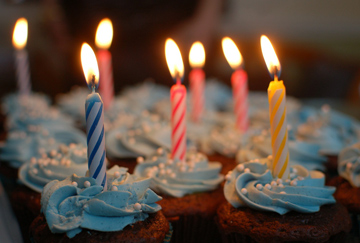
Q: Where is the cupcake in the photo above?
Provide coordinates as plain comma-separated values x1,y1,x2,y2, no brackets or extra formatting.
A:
11,143,89,242
29,166,171,242
328,143,360,238
134,148,224,243
216,159,351,243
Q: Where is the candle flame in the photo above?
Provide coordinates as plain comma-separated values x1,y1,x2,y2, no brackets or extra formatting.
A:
95,18,113,49
222,37,243,70
13,18,28,50
260,35,281,79
81,43,100,90
165,38,184,80
189,41,205,69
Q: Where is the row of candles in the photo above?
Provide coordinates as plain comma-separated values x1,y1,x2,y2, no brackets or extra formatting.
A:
12,17,289,190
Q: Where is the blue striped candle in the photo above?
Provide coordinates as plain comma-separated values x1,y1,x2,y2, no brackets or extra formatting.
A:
81,43,107,190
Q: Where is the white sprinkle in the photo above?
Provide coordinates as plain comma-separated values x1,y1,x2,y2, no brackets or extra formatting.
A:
128,138,136,145
50,150,57,157
256,184,263,190
267,155,273,160
265,184,272,190
42,153,48,159
157,148,163,155
134,203,142,210
188,168,193,172
280,191,286,194
285,179,290,183
71,182,78,187
170,173,176,178
166,159,173,165
346,163,352,170
290,180,297,186
159,169,166,175
84,181,91,188
38,148,45,154
278,183,284,188
297,176,304,181
158,163,165,169
244,168,250,173
166,169,172,174
161,179,167,183
114,171,121,179
292,168,298,174
180,166,186,172
290,173,296,179
128,130,135,136
270,181,277,187
137,157,144,164
276,179,283,184
111,186,118,191
225,173,232,181
30,157,37,164
152,156,158,161
236,164,244,172
32,168,38,174
48,138,55,144
116,133,122,139
241,188,248,195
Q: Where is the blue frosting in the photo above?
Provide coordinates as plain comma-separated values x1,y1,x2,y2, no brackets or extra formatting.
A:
224,160,335,215
236,130,327,171
19,143,88,192
1,92,50,115
41,166,162,238
134,149,224,197
0,126,86,168
338,143,360,187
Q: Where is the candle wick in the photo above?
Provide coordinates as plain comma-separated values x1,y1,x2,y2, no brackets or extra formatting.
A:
91,74,96,93
273,66,279,82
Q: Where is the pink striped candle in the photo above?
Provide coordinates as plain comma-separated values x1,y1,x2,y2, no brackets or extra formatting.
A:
222,37,249,132
165,39,186,161
13,18,31,95
189,42,205,123
95,18,114,110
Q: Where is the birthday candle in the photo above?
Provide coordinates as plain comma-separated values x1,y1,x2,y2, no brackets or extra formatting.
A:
165,39,186,161
189,42,205,123
261,35,289,179
12,18,31,95
95,18,114,110
81,43,107,189
222,37,249,132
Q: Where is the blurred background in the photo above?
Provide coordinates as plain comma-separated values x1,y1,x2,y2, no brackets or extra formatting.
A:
1,0,360,105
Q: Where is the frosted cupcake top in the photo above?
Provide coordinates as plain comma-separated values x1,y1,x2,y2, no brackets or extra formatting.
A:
338,143,360,187
134,148,224,197
19,143,88,192
224,159,335,215
0,126,86,168
1,92,50,115
41,166,162,238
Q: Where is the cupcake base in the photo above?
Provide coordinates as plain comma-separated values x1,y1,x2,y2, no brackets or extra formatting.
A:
216,202,351,243
158,186,225,243
107,157,137,174
206,153,237,175
30,211,170,243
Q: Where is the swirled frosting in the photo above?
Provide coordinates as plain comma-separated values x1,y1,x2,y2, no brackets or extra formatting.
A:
0,126,86,168
19,143,88,192
224,159,335,215
1,92,50,115
236,131,327,171
338,143,360,187
41,166,162,238
134,148,224,197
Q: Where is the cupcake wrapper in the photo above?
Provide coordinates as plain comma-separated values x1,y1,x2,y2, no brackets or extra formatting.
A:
163,223,173,243
169,215,221,243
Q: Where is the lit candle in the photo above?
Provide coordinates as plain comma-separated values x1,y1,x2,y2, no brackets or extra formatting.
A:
222,37,249,132
95,18,114,110
81,43,107,189
165,39,186,161
261,35,289,179
12,18,31,95
189,42,205,123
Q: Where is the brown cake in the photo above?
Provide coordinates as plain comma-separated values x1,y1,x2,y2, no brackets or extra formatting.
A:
158,186,225,243
30,212,170,243
207,153,237,175
328,176,360,214
216,202,351,243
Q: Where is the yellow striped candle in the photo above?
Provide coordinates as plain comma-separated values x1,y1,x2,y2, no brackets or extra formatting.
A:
261,35,289,179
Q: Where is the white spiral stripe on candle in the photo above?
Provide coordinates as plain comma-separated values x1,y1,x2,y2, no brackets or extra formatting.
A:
269,88,289,178
15,50,31,95
85,101,107,189
171,88,186,161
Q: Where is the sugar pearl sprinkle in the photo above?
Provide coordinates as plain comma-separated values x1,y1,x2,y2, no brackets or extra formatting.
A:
244,168,250,173
290,180,297,186
225,172,232,181
240,188,248,195
270,181,277,187
134,203,142,211
265,184,271,190
236,164,244,172
114,171,121,179
71,182,78,187
111,186,118,191
280,191,286,194
137,157,144,164
84,181,91,188
256,184,263,190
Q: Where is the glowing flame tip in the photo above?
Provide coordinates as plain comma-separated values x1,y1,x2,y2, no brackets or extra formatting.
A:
260,35,281,79
95,18,113,49
165,38,184,81
189,41,205,69
81,43,99,90
222,37,242,70
13,18,28,50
